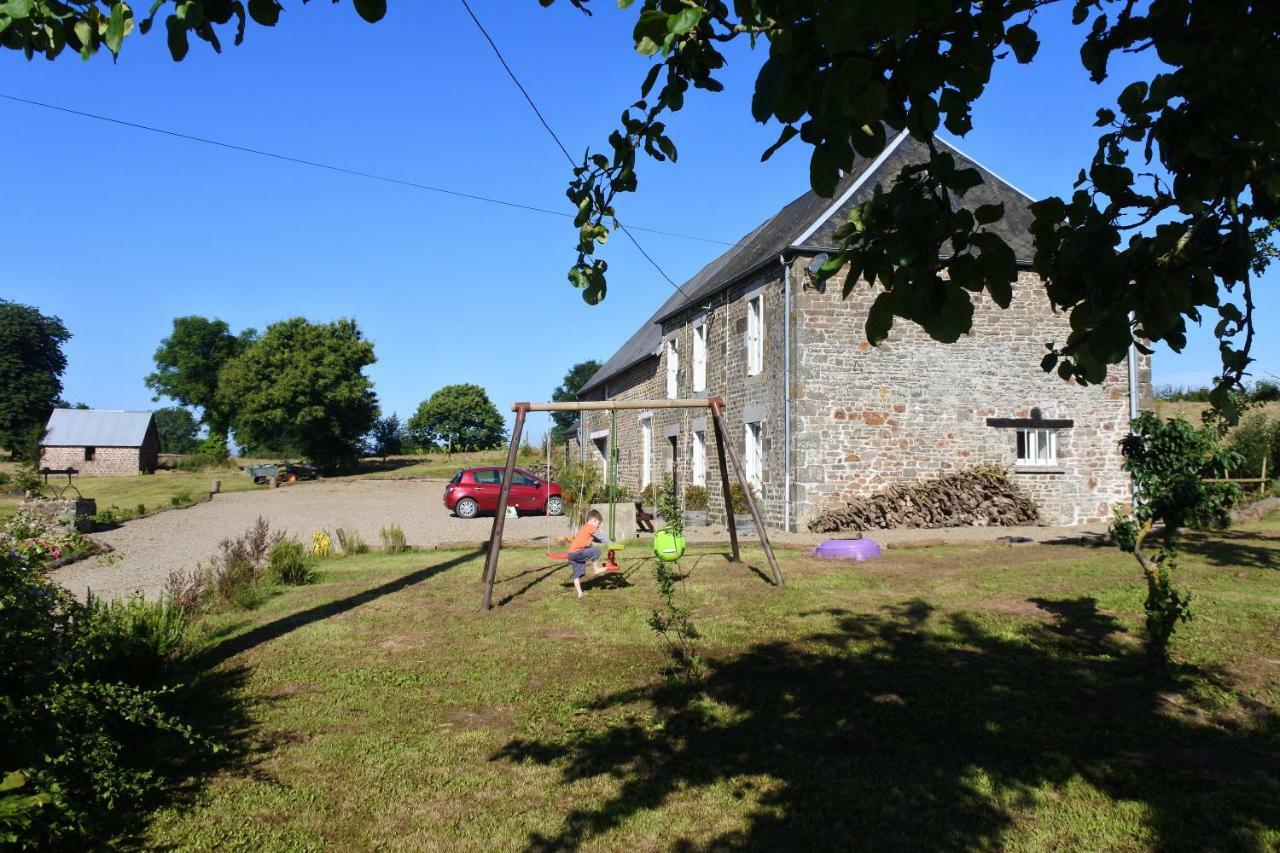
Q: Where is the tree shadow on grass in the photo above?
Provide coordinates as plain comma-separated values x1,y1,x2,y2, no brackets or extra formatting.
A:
495,598,1280,851
1177,528,1278,570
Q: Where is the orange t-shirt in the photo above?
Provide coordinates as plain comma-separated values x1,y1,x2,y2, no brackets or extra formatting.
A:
569,523,599,552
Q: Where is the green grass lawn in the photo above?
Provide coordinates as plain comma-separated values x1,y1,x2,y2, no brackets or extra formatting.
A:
0,468,260,519
144,518,1280,850
349,448,550,481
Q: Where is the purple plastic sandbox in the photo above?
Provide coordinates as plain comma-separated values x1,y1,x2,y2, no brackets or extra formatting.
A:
813,537,882,561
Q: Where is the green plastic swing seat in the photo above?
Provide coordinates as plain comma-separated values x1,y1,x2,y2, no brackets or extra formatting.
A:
653,528,686,563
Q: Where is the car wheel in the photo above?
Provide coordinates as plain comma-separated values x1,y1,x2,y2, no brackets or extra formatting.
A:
546,496,564,516
455,498,479,519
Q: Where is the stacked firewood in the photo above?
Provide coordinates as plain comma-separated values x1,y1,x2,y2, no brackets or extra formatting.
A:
808,466,1040,532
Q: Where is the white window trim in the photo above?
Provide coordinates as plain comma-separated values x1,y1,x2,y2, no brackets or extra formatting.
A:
666,339,679,399
692,319,708,393
639,413,653,488
1016,428,1058,467
746,291,764,377
743,420,763,494
692,428,707,487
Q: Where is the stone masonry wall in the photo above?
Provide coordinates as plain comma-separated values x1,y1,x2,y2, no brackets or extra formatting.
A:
40,445,144,477
791,266,1139,527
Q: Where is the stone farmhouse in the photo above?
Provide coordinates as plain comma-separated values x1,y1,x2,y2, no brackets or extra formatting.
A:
40,409,159,477
576,132,1152,531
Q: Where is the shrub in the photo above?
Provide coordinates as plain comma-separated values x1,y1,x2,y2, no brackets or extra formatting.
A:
81,593,193,685
14,467,42,495
135,503,147,518
176,453,219,473
334,527,369,556
267,540,316,586
684,485,709,511
729,484,756,515
640,483,661,506
3,510,98,565
379,523,408,554
602,483,633,502
0,472,10,488
0,544,203,847
201,517,283,609
1226,413,1279,479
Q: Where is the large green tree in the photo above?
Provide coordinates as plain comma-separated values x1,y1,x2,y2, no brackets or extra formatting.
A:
145,316,254,442
550,359,602,442
406,384,505,455
5,0,1276,416
152,405,201,454
217,317,378,472
0,301,71,461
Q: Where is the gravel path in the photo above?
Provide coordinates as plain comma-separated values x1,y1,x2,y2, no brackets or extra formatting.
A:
51,479,571,601
50,478,1111,601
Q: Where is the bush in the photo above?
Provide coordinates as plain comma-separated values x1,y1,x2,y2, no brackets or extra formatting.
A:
334,527,369,556
135,503,147,518
729,484,756,515
13,467,42,495
1226,413,1280,479
81,593,193,685
176,453,220,472
602,483,633,502
267,540,316,586
199,517,282,610
0,472,10,488
3,509,98,565
0,544,203,847
684,485,709,511
640,483,661,506
379,523,408,554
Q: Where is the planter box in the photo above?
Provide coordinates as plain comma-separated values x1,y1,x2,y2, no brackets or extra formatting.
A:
683,510,709,527
589,502,636,539
731,514,757,533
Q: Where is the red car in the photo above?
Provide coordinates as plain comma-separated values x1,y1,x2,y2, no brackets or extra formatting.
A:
444,467,565,519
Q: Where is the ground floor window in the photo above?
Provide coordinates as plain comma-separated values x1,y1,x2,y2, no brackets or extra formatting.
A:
692,429,707,487
640,415,652,488
744,421,763,493
1016,428,1057,467
84,446,96,461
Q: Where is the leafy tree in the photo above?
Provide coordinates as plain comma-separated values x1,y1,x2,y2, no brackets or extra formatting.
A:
406,384,505,456
9,2,1277,415
366,413,403,461
145,317,254,446
550,359,601,442
52,398,89,410
1111,413,1241,663
0,301,70,462
217,318,378,472
152,406,201,454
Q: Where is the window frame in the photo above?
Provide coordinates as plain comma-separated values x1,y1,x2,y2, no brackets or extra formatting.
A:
666,339,679,398
692,319,708,392
1016,428,1058,467
745,292,764,376
743,420,763,493
691,428,707,487
639,414,653,488
84,446,96,462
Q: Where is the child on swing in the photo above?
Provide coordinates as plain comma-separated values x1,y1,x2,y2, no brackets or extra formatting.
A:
567,509,611,598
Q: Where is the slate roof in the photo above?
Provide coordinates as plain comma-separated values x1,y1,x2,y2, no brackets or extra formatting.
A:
578,133,1036,396
42,409,155,447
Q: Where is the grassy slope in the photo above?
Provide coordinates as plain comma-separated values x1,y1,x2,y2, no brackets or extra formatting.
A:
1155,398,1280,426
146,518,1280,850
349,449,552,481
0,468,259,519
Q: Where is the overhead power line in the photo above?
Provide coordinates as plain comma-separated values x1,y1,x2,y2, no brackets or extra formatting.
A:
0,92,736,249
458,0,696,300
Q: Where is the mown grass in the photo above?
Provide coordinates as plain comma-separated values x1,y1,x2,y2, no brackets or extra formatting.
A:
349,448,550,481
143,518,1280,850
0,468,259,519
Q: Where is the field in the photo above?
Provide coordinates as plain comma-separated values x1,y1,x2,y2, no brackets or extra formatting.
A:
141,516,1280,849
0,465,260,520
350,448,556,481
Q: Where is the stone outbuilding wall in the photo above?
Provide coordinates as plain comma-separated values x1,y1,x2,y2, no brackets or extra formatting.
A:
40,429,159,477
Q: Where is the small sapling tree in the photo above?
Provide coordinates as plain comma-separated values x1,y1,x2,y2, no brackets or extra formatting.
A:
649,476,701,684
1111,412,1241,663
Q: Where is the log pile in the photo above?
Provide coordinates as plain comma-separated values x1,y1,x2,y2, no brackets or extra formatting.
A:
808,466,1040,533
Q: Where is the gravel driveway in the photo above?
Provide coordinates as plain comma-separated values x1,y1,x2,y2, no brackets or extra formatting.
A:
51,479,573,601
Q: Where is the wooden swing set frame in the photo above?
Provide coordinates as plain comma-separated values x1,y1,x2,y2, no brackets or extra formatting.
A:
481,396,783,609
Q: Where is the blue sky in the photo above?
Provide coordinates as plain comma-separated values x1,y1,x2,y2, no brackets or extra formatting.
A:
3,1,1275,441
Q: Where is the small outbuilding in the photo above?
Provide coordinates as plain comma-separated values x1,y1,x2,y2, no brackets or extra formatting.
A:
40,409,159,477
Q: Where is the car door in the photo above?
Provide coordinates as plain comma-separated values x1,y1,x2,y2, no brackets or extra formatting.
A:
510,470,539,510
471,469,501,510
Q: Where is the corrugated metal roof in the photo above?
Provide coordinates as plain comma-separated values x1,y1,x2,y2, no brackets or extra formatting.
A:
42,409,155,447
578,135,1036,396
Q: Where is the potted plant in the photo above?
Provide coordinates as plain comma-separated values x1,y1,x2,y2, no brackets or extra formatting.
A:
729,483,758,533
653,478,686,563
683,485,709,527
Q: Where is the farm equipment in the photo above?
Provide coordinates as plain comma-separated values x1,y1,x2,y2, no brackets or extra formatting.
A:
245,462,318,485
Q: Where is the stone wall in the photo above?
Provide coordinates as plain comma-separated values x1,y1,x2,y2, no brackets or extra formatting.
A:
790,266,1140,526
18,497,98,533
40,445,145,477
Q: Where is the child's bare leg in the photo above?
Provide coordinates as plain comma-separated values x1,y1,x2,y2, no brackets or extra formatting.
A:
573,576,584,598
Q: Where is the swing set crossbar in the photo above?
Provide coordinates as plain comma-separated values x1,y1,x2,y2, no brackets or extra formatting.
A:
481,396,784,609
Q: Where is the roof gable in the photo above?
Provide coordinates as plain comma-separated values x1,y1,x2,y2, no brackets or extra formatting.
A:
42,409,155,447
579,134,1036,396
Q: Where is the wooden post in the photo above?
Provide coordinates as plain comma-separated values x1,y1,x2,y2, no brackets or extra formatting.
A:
710,398,740,563
709,397,784,587
482,404,527,609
